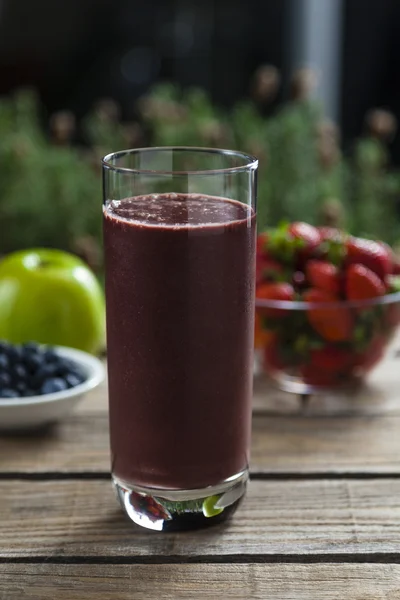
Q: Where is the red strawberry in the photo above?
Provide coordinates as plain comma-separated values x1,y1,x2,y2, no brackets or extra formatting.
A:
254,311,276,349
288,222,322,258
346,236,392,281
346,264,386,301
306,260,341,295
378,241,394,260
256,256,285,284
302,343,355,386
308,345,353,372
263,336,285,372
256,232,269,258
392,259,400,275
266,222,322,265
303,288,354,342
354,336,386,372
256,282,294,318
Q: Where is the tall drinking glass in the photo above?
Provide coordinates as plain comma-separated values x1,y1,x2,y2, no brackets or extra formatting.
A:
102,147,258,531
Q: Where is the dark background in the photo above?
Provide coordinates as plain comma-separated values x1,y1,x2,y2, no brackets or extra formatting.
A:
342,0,400,157
1,0,400,156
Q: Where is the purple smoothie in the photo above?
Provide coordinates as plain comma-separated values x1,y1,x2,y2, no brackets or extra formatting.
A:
103,193,256,490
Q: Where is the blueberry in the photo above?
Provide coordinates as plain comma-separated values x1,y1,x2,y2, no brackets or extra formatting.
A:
0,353,9,371
6,345,23,363
64,373,84,388
71,369,85,384
21,388,35,397
23,352,44,373
22,342,40,353
0,341,10,353
15,381,29,394
30,363,57,389
0,372,11,388
12,364,28,383
56,356,75,375
56,358,82,378
43,347,58,363
40,377,68,395
0,388,20,398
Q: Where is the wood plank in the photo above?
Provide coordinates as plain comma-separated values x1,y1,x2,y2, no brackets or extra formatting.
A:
1,564,400,600
1,412,400,475
1,479,400,558
0,414,109,473
251,413,400,474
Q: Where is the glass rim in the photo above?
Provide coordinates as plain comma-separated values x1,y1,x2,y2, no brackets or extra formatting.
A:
255,290,400,310
102,146,259,176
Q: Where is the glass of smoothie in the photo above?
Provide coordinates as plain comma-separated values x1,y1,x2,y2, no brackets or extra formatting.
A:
102,147,258,531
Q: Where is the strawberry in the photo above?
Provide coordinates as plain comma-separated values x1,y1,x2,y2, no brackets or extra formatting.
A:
254,311,275,349
303,288,354,342
306,260,341,295
302,344,355,386
308,345,354,372
263,336,285,372
256,282,294,318
354,336,386,372
345,236,392,281
346,264,386,301
392,259,400,275
266,222,322,265
256,256,285,284
378,241,394,260
288,222,322,259
256,232,269,258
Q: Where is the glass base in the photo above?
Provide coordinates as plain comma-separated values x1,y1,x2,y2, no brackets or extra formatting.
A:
113,469,248,531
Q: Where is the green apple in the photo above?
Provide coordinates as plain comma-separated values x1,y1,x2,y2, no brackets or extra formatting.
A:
0,249,105,353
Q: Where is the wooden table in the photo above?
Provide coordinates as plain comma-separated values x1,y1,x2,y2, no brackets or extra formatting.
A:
1,341,400,599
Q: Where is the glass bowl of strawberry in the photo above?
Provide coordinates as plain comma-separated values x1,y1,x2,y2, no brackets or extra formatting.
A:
255,222,400,394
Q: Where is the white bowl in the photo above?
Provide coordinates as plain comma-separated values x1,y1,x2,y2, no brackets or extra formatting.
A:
0,346,105,431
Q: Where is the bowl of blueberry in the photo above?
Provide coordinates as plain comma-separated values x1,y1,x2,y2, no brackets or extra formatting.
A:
0,341,104,430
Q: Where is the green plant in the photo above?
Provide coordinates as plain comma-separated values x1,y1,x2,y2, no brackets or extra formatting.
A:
0,90,100,259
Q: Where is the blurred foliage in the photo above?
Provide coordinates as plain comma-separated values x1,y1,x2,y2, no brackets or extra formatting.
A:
1,68,400,269
0,90,100,266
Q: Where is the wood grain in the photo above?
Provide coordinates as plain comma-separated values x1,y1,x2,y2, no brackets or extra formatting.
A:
1,346,400,598
1,564,400,600
1,479,400,559
1,412,400,475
